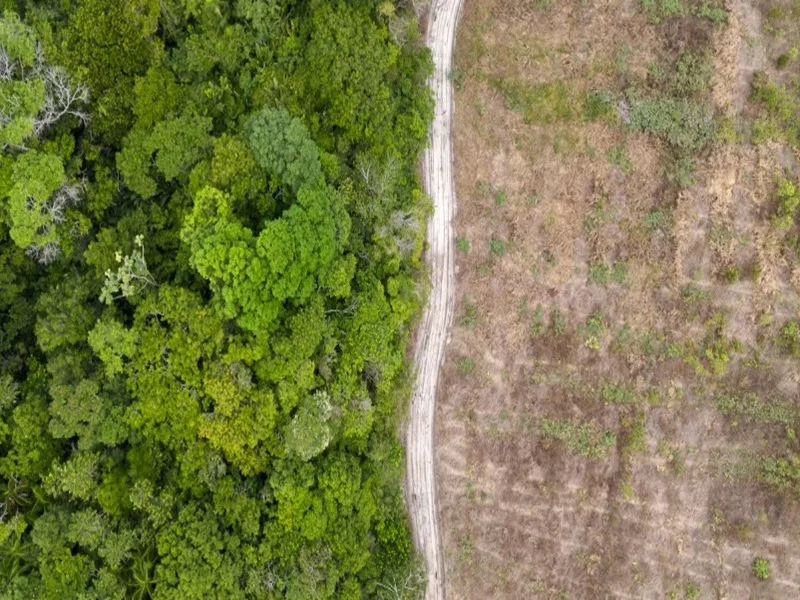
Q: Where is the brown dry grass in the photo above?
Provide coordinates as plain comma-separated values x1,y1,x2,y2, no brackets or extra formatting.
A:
437,0,800,597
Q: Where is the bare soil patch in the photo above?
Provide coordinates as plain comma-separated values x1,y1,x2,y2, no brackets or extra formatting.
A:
438,0,800,597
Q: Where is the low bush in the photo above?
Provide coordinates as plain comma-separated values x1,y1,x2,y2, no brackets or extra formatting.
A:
490,238,507,256
672,51,713,98
752,557,772,580
628,95,715,152
715,392,800,426
778,320,800,356
772,178,799,231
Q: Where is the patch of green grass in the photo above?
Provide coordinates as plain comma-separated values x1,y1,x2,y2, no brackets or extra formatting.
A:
457,236,470,253
622,412,648,454
583,199,612,232
644,209,671,231
680,283,710,303
457,357,476,375
583,89,615,122
657,440,686,476
457,534,474,566
640,0,684,23
489,76,574,124
607,145,633,174
615,45,632,74
495,189,507,206
550,308,567,336
583,310,607,350
684,581,701,599
588,260,629,286
599,381,637,405
540,417,617,458
694,1,728,23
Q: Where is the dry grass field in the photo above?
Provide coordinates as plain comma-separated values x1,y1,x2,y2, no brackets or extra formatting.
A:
437,0,800,597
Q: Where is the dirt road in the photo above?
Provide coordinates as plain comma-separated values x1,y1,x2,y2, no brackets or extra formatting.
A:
406,1,464,599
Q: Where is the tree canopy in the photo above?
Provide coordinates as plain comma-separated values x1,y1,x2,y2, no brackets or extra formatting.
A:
0,2,432,598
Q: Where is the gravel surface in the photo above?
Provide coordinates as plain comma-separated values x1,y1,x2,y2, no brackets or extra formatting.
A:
406,1,464,599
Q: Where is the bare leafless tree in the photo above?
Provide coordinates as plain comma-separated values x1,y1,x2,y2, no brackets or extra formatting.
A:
25,241,61,265
1,41,89,149
0,47,12,81
32,65,90,137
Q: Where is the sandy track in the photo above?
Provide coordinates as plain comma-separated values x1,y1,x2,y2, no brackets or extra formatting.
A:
406,1,464,599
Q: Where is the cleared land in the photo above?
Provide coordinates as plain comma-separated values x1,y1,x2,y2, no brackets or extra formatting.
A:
438,0,800,597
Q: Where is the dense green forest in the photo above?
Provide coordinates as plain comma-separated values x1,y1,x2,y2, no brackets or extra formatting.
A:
0,1,433,597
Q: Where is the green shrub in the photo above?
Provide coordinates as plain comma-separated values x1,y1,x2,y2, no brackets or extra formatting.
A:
530,304,545,338
583,199,611,232
752,557,772,580
777,47,798,69
457,236,470,253
722,266,740,283
457,357,475,375
584,310,607,350
628,95,715,152
751,73,800,146
490,238,507,256
772,178,799,231
550,308,567,335
684,581,701,599
460,296,478,328
672,51,712,98
715,392,800,426
760,454,800,496
778,320,800,356
495,189,507,206
681,283,711,303
668,155,697,188
624,412,647,453
588,262,611,285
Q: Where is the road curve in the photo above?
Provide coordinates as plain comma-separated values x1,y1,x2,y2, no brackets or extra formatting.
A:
406,1,464,599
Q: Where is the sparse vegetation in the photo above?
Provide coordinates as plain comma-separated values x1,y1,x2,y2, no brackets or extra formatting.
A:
441,0,800,596
490,238,507,256
489,77,574,124
540,417,617,458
